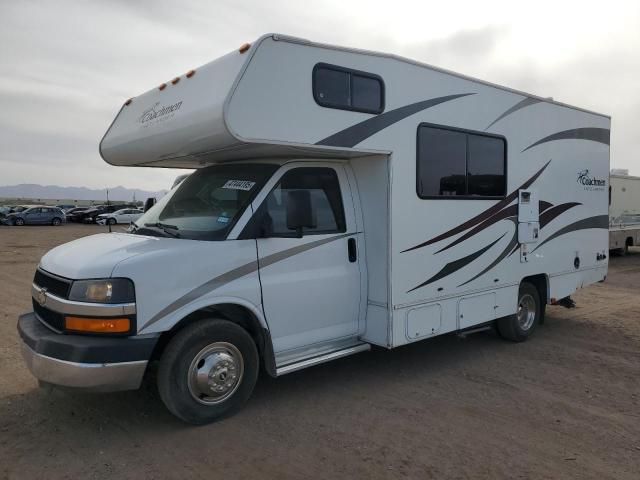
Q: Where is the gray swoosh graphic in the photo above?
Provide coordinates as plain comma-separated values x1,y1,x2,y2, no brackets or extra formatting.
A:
316,93,475,148
522,128,610,152
531,215,609,253
486,97,542,130
140,233,351,331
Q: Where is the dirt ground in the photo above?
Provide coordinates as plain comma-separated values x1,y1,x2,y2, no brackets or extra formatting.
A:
0,224,638,479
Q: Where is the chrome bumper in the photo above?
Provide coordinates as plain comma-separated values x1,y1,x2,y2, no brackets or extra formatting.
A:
18,312,158,392
21,343,147,392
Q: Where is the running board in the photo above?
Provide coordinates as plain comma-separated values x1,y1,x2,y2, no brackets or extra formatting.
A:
276,344,371,376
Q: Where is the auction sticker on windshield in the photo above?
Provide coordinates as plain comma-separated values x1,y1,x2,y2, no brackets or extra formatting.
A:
222,180,256,191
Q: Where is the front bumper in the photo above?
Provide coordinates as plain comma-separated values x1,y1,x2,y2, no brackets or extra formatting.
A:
18,312,159,392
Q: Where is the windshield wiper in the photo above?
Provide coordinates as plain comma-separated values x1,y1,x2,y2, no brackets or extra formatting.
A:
145,222,181,238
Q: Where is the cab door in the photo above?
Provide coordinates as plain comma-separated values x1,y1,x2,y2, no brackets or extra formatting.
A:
250,165,362,354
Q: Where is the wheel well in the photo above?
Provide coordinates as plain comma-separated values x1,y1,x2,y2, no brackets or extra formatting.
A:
149,304,276,377
626,237,633,247
521,274,548,323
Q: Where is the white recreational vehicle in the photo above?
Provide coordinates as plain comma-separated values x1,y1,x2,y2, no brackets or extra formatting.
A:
609,172,640,254
19,34,610,424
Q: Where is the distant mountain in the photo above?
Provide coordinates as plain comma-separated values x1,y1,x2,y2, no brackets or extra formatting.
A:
0,184,167,202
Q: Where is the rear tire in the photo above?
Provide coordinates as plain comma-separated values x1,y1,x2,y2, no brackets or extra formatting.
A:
157,319,259,424
52,217,61,226
497,282,541,342
14,218,24,226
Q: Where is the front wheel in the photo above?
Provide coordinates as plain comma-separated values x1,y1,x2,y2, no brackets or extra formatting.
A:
52,217,61,226
14,218,24,226
157,319,259,424
107,218,116,225
497,282,542,342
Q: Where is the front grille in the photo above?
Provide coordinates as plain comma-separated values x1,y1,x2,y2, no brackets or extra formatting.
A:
33,299,65,331
34,269,71,299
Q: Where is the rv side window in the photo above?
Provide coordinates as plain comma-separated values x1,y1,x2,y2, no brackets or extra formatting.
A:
417,124,506,199
313,63,384,114
260,167,346,237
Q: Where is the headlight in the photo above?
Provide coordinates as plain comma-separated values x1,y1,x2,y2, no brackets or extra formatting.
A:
68,278,135,304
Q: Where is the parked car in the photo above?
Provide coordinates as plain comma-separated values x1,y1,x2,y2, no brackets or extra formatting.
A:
96,208,143,225
66,205,106,223
3,206,65,226
65,207,89,221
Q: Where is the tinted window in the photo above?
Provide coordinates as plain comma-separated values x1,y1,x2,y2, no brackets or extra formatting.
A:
314,68,350,107
352,74,382,112
417,124,506,199
313,64,384,114
417,127,467,197
467,134,506,196
262,168,346,237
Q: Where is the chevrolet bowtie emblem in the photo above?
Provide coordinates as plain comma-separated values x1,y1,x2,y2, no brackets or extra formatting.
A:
37,287,47,306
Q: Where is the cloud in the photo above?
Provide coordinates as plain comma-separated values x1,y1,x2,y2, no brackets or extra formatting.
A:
0,0,638,190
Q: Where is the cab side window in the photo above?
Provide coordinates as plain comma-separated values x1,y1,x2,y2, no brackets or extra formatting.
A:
260,167,346,237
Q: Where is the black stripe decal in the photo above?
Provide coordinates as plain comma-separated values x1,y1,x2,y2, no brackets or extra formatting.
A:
402,160,551,253
436,206,517,253
486,97,542,130
316,93,475,148
407,233,506,293
531,215,609,253
539,202,581,229
141,234,351,331
458,221,519,287
522,128,610,152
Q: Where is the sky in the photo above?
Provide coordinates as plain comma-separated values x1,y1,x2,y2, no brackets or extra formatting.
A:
1,0,639,191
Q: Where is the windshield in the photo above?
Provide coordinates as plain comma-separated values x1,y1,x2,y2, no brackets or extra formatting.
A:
133,163,278,241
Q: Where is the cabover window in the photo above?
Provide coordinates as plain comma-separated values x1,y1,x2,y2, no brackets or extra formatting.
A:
313,63,384,114
417,124,506,199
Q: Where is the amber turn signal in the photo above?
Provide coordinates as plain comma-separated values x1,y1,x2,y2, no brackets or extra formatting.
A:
65,316,131,334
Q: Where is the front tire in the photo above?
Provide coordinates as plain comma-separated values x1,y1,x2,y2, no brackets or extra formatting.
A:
497,282,541,342
157,319,259,424
52,217,61,226
14,218,24,226
107,218,116,225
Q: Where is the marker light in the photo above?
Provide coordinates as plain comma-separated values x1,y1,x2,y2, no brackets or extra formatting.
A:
124,98,133,106
65,316,131,334
186,69,196,78
171,77,180,85
239,43,250,53
159,83,167,91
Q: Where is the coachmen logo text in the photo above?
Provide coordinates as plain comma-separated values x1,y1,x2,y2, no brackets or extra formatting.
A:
138,101,183,126
577,169,606,191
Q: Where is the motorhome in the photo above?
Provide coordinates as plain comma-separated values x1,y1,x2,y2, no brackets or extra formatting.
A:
609,171,640,254
19,34,610,424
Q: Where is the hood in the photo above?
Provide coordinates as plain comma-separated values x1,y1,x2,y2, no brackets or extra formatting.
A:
40,233,180,279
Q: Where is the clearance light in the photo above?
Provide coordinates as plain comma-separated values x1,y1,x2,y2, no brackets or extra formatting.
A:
239,43,250,53
124,98,133,106
159,83,167,91
65,316,131,334
186,69,196,78
171,77,180,85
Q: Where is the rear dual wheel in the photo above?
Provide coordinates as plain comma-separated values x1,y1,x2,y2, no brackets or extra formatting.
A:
497,282,542,342
157,319,259,424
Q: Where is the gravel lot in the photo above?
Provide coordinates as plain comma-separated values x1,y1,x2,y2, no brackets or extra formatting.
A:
1,224,639,479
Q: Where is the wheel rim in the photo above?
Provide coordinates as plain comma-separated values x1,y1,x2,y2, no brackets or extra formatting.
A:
16,219,24,225
187,342,244,405
53,219,60,225
517,293,536,331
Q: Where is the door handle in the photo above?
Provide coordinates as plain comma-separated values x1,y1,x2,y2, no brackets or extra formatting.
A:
348,238,357,263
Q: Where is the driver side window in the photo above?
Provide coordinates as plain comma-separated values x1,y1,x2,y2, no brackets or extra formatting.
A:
259,167,346,237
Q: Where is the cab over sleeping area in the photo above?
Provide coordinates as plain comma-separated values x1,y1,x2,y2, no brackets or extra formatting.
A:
18,34,610,424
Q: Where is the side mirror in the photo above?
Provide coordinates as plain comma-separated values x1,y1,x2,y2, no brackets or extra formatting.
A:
144,197,156,212
286,190,316,237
